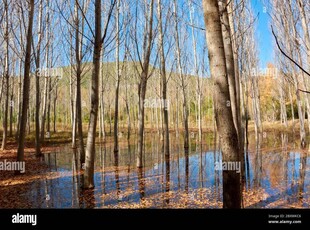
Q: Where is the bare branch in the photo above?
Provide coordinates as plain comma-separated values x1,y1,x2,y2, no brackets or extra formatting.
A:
271,25,310,77
75,0,95,39
101,0,117,44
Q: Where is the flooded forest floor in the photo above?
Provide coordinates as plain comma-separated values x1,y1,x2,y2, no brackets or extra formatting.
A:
1,121,310,208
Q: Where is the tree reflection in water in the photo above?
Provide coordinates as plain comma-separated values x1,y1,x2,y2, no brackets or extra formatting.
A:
22,132,309,208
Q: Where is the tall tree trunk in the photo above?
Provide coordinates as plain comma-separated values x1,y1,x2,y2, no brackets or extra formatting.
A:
278,74,287,127
219,0,238,138
0,71,4,104
188,0,202,144
239,67,246,182
74,1,85,166
109,103,112,134
1,0,9,150
84,0,102,188
228,1,242,146
100,78,105,139
251,76,262,137
176,86,179,137
9,77,14,137
15,60,22,141
17,0,35,162
27,107,31,134
70,31,76,148
53,84,57,133
41,5,50,143
173,0,189,151
289,85,295,123
294,75,306,147
76,74,85,164
47,77,51,134
137,75,147,168
35,0,43,156
136,0,154,168
157,0,170,170
125,96,131,140
114,0,120,154
244,78,249,150
202,0,241,208
230,1,246,186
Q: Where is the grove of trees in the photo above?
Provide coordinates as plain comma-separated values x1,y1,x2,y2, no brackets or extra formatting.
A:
0,0,309,208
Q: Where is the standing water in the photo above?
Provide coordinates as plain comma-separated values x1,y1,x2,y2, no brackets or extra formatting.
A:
26,132,310,208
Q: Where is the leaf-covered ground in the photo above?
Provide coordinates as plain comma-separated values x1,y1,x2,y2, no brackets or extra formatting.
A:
0,143,56,208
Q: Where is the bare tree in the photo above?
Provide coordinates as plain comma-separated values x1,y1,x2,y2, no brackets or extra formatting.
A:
113,0,120,155
297,0,310,72
74,0,88,166
34,0,43,156
40,1,51,143
219,0,239,139
157,0,170,167
202,0,241,208
84,0,116,188
173,0,189,151
135,0,155,168
16,0,35,162
1,0,9,150
84,0,102,189
271,0,307,147
188,0,202,144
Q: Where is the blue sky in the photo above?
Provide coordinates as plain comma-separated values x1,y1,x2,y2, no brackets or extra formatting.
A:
252,0,273,68
53,0,274,71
